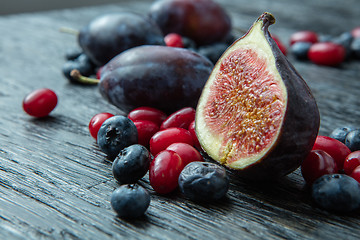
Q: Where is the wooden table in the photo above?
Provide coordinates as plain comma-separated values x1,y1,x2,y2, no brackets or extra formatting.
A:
1,0,360,239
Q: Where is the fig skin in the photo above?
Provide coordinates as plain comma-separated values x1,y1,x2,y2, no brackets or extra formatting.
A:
99,45,214,114
148,0,232,46
78,12,165,67
195,13,320,181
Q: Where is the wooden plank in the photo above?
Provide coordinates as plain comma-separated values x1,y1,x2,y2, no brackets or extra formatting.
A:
0,0,360,239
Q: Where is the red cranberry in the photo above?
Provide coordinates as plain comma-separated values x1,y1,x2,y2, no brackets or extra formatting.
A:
160,107,196,130
22,88,58,118
312,135,351,170
344,151,360,175
150,128,194,156
272,34,287,55
133,120,159,147
96,66,104,79
166,142,203,166
351,26,360,38
127,107,167,127
350,165,360,183
301,150,338,185
149,150,185,194
88,112,114,140
289,30,318,45
164,33,184,48
188,120,201,149
308,42,346,66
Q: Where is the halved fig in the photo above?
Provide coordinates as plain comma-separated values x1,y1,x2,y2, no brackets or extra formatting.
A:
195,12,320,181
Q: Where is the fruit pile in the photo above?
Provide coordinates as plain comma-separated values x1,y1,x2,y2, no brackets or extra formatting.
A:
21,88,360,216
289,27,360,66
91,106,230,218
60,0,291,116
24,0,237,219
302,129,360,212
61,0,234,88
22,0,360,219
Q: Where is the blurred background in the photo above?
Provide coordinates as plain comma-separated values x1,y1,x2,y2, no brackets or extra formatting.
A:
0,0,121,15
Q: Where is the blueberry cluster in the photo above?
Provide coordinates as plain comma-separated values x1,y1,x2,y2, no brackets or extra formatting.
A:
62,49,97,84
330,126,360,152
96,116,151,218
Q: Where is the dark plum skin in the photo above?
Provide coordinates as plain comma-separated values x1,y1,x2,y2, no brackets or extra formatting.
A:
148,0,231,46
78,12,165,67
99,45,214,114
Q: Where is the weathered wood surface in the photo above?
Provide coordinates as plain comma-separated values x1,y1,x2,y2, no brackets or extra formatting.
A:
1,0,360,239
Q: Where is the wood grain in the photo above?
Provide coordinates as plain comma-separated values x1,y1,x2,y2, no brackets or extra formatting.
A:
1,0,360,239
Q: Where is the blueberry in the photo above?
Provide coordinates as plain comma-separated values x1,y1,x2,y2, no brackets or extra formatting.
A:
111,184,150,218
197,42,229,64
318,34,333,43
291,42,312,60
311,174,360,212
332,32,353,59
62,53,95,83
345,129,360,151
178,162,229,202
65,48,83,61
182,36,197,50
329,126,354,143
351,37,360,59
97,116,138,159
112,144,150,184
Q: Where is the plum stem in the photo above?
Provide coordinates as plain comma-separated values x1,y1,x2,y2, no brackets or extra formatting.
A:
70,70,100,84
59,27,80,36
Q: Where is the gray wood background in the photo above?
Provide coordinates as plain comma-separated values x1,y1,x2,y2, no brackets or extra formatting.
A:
0,0,360,239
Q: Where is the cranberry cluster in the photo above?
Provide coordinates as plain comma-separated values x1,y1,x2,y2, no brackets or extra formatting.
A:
89,106,229,218
289,26,360,66
301,132,360,212
127,106,203,194
302,132,360,185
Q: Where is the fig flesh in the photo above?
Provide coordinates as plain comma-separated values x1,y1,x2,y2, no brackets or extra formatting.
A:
99,45,214,114
195,12,320,180
78,12,165,67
